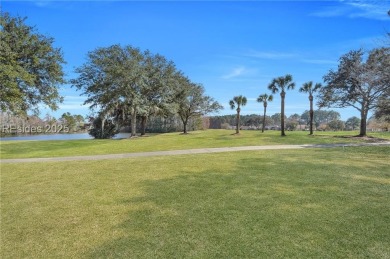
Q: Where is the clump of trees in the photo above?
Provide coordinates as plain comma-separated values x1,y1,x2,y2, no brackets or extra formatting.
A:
319,48,390,136
0,111,86,136
226,46,389,137
0,13,66,116
207,110,345,132
345,116,360,130
175,80,222,134
88,116,118,139
71,44,222,138
374,97,390,123
60,113,85,132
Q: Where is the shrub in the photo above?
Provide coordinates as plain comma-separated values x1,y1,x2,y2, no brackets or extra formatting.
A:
89,117,118,139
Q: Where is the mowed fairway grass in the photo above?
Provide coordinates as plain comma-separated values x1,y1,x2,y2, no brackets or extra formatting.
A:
1,142,390,257
1,129,390,159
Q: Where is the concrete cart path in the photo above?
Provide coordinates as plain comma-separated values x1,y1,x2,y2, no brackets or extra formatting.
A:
1,142,390,163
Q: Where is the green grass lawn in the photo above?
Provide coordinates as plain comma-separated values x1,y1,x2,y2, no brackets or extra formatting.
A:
1,129,389,159
1,146,389,258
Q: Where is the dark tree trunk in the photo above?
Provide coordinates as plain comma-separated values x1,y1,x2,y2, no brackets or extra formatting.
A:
140,116,147,136
236,108,241,134
130,110,137,137
359,107,368,136
262,104,267,133
179,113,189,134
183,118,188,134
281,92,286,136
101,118,105,139
309,95,314,135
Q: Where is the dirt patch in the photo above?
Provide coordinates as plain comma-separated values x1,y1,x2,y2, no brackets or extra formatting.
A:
335,135,389,143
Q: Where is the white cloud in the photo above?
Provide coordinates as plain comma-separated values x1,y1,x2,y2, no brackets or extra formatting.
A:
221,67,246,79
244,50,296,60
347,0,390,20
311,0,390,21
310,3,351,18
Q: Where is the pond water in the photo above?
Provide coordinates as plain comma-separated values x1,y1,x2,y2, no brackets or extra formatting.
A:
0,133,132,141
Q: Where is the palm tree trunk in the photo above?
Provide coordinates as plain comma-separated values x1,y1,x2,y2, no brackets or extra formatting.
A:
262,104,266,133
281,92,286,136
236,108,240,134
309,95,314,135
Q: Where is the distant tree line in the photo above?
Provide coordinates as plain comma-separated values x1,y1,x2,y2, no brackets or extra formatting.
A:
0,112,86,136
207,111,388,132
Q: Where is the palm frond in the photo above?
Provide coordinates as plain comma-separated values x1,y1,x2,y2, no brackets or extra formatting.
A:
229,100,235,109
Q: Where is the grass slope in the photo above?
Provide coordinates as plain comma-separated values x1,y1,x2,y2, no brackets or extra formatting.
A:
1,146,389,258
1,129,389,159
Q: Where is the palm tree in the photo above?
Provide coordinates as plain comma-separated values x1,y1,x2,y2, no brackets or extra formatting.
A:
257,93,273,133
268,74,295,136
299,81,321,135
229,95,247,134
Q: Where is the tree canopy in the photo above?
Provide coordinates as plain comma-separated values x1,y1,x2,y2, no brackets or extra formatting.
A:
175,78,223,134
318,48,390,136
345,116,360,130
72,44,221,137
374,97,390,123
0,13,66,115
71,44,180,137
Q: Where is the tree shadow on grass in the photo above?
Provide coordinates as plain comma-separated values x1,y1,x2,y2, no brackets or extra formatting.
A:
88,152,390,258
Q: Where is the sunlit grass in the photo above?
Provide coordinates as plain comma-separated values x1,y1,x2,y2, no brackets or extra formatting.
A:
1,146,389,258
1,129,389,159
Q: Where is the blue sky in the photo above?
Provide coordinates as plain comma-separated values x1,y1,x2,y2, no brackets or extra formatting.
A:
3,0,390,120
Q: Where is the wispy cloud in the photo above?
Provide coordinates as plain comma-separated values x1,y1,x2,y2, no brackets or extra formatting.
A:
311,0,390,21
347,0,390,20
221,66,247,79
12,0,55,7
8,0,80,9
34,1,51,7
244,50,297,60
310,5,348,18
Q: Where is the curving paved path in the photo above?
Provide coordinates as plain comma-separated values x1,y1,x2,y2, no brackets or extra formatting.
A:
1,142,390,164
